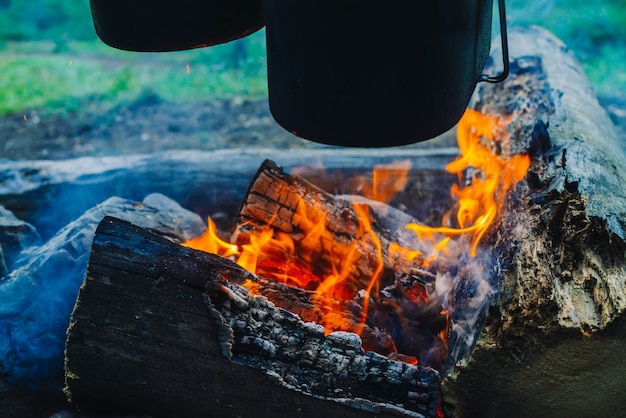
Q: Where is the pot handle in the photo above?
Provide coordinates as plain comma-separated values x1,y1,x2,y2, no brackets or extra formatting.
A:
479,0,509,83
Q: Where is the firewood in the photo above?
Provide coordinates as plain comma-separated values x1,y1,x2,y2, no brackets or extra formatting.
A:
232,159,428,295
245,275,443,364
64,216,442,418
440,26,626,418
229,160,452,368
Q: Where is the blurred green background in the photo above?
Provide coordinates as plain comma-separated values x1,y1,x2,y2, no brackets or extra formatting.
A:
0,0,624,116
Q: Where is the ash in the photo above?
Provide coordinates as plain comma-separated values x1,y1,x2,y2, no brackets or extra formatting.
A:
204,282,442,418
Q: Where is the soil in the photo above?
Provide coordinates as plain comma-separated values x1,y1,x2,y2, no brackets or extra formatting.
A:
3,93,624,161
1,94,319,160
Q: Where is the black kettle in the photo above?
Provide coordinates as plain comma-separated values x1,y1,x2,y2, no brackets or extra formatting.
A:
89,0,264,52
263,0,509,147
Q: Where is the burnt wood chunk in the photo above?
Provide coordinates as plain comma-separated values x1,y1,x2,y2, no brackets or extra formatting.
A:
441,26,626,418
230,160,450,366
65,216,441,418
233,159,423,294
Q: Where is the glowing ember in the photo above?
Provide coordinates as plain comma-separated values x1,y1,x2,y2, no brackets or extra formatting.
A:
183,108,530,372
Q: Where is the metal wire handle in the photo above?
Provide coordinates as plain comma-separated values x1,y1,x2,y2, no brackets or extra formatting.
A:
479,0,509,83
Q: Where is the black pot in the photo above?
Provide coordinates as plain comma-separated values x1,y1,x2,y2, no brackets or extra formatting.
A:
264,0,504,147
90,0,264,52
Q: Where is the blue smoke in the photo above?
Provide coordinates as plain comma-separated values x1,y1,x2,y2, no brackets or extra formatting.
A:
0,235,89,392
0,195,204,392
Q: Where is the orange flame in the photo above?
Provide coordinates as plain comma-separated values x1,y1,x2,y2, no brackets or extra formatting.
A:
350,202,384,333
406,108,530,257
182,217,238,257
353,160,412,203
183,108,530,369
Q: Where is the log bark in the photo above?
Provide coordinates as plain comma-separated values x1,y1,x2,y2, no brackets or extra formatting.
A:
440,26,626,418
65,216,442,418
0,148,456,241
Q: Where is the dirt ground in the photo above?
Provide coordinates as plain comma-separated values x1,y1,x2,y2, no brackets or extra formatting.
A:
0,94,318,160
1,93,625,161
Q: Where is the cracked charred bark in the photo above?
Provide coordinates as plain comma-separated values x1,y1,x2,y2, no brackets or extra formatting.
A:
64,217,441,418
441,26,626,418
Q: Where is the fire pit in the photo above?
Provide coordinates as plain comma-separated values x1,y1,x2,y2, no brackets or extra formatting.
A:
1,26,625,418
62,108,530,413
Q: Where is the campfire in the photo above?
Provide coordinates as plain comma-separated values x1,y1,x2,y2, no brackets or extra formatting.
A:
181,108,530,377
63,103,533,418
2,26,626,418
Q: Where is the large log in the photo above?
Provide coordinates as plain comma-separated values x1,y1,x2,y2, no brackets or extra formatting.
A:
0,148,456,240
65,216,442,418
440,27,626,417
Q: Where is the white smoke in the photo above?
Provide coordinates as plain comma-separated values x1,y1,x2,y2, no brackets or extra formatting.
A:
445,257,497,373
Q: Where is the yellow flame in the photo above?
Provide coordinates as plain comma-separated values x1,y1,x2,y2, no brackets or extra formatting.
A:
406,108,530,257
182,217,238,257
183,108,531,338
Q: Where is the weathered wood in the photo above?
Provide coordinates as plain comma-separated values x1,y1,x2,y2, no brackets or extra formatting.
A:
232,159,431,295
0,194,206,394
0,148,457,240
65,216,442,418
440,26,626,418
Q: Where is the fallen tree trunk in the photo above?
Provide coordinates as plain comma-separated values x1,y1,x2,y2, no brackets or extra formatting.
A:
440,26,626,418
65,216,441,418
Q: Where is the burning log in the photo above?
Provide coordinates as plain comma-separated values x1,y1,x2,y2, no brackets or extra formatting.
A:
65,216,442,417
440,27,626,417
233,159,423,294
200,158,455,368
60,26,626,418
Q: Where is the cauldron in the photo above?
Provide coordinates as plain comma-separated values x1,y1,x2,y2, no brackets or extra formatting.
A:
264,0,508,147
89,0,264,52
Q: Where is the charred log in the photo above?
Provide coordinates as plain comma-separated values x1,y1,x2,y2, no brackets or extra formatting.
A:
64,216,441,418
231,160,451,367
441,26,626,418
233,159,431,295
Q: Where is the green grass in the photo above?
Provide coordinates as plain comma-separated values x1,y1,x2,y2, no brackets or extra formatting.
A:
0,32,268,115
506,0,626,97
1,1,625,116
